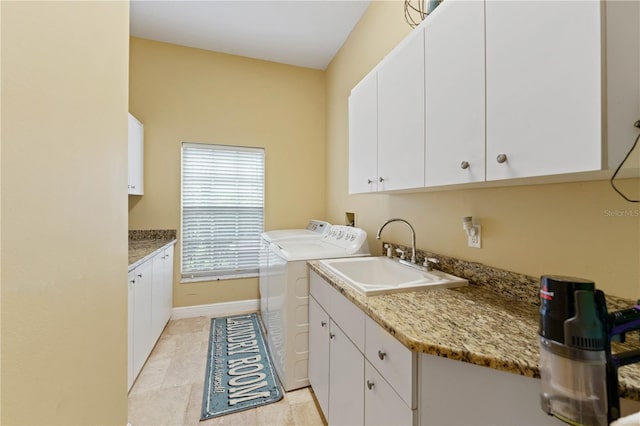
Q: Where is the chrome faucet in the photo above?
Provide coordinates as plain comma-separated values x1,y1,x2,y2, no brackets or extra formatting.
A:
376,218,416,264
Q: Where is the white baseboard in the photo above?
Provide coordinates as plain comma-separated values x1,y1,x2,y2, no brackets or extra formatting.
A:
171,299,260,320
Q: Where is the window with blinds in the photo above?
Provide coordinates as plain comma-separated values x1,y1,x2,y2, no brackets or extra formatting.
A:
181,143,265,281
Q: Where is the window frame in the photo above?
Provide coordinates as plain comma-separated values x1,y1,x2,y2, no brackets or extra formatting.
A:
180,142,265,283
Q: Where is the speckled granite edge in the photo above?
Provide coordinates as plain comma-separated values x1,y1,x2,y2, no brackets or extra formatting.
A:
308,261,541,376
129,229,177,241
307,257,640,401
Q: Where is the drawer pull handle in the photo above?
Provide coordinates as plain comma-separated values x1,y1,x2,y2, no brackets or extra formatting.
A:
329,332,335,339
320,321,326,327
496,153,508,164
367,380,374,390
460,161,470,170
378,350,386,360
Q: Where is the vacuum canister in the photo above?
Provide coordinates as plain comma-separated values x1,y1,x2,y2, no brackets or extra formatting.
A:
539,275,609,426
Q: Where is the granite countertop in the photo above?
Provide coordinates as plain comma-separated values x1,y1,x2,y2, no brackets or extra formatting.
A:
128,230,177,270
308,260,640,401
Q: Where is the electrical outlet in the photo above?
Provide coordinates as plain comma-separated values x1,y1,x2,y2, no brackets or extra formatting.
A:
468,224,481,248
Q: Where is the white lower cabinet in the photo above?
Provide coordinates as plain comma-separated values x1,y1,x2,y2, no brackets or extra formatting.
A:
151,245,174,340
418,354,560,426
127,270,135,389
365,360,414,426
309,271,416,425
311,270,640,425
309,280,365,425
329,319,365,425
310,270,563,426
364,315,416,408
132,259,153,381
308,297,330,416
128,243,175,391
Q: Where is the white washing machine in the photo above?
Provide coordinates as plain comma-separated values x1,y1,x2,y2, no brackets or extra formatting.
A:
259,220,331,335
265,225,369,391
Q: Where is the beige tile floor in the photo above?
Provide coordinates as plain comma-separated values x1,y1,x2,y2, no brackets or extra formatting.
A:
128,315,326,426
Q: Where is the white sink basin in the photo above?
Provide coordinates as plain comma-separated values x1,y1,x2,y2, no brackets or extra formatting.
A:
318,256,468,296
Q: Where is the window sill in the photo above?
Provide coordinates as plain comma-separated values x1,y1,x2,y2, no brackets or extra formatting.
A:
180,272,258,284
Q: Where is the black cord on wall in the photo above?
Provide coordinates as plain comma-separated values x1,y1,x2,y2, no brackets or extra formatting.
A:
610,120,640,203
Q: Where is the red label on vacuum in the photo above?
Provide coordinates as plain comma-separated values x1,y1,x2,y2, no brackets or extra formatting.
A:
540,284,554,301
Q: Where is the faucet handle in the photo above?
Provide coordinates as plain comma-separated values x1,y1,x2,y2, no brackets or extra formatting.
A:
423,257,439,270
395,248,407,260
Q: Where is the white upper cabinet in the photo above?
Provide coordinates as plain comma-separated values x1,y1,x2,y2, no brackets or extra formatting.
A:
349,71,378,194
349,27,426,194
377,28,426,191
485,0,640,181
128,113,144,195
424,0,485,187
348,0,639,192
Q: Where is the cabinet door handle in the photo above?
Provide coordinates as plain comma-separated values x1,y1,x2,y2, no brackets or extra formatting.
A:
129,279,135,285
131,185,136,189
460,161,470,170
329,332,335,339
137,273,142,278
367,179,373,184
379,177,385,183
320,321,326,327
378,350,386,360
496,154,508,164
366,380,375,390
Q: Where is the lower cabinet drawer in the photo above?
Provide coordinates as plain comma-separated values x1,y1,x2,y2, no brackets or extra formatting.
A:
310,270,331,309
329,283,365,352
365,360,415,426
310,270,365,352
365,315,416,408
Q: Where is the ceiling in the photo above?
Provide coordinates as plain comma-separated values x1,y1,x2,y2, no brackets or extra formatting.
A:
130,0,372,70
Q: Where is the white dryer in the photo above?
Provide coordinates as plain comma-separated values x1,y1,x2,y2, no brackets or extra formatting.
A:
266,225,369,391
259,220,331,334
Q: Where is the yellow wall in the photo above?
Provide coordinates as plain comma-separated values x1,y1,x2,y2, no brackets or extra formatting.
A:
1,1,129,425
326,1,640,299
128,37,326,307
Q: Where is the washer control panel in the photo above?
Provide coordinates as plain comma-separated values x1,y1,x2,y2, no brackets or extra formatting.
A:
321,225,368,252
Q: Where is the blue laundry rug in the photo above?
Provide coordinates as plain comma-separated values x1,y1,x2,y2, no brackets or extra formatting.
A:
201,312,283,420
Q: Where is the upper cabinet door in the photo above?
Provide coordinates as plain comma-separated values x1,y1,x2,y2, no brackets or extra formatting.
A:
485,0,603,181
425,0,485,187
349,71,378,194
128,113,144,195
377,28,426,191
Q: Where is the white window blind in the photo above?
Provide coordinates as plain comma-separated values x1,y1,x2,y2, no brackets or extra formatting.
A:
181,143,265,280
